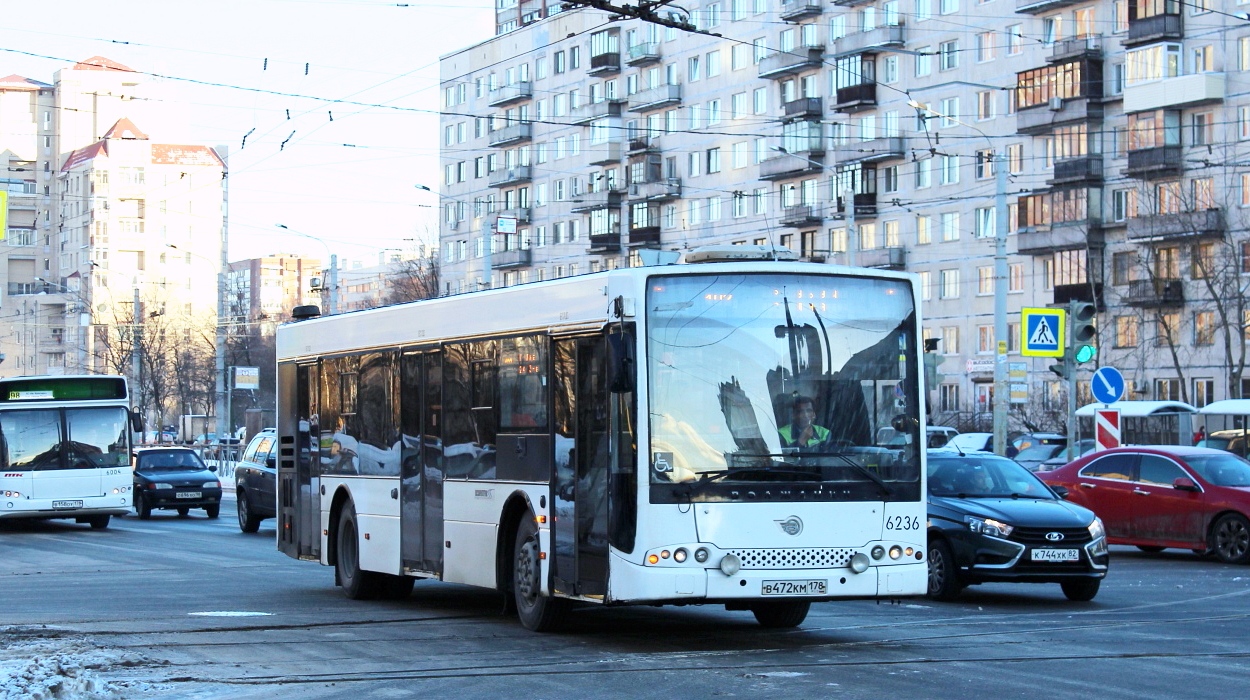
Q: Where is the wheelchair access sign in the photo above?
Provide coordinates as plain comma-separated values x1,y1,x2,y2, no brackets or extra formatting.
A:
1021,307,1066,358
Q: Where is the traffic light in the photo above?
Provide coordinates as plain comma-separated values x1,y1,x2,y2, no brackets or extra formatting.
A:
1070,301,1097,365
1049,358,1070,379
923,338,945,390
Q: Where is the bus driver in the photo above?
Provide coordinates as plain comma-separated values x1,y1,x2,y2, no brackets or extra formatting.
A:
778,396,831,449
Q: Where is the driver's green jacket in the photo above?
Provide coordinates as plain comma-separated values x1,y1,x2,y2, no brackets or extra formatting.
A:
778,424,831,448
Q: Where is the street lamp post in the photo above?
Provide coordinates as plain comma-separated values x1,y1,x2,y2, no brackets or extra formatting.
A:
275,224,338,315
909,101,1010,456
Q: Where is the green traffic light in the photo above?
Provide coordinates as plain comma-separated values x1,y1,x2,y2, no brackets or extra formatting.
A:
1074,344,1096,364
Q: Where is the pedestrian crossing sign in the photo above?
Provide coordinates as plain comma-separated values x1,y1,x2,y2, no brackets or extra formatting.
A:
1021,307,1066,358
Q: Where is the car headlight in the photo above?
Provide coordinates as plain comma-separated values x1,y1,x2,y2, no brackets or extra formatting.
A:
203,481,220,489
153,482,174,490
965,516,1014,538
1088,517,1105,541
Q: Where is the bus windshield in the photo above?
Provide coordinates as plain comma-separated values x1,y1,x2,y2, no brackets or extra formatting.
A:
646,272,921,502
0,407,131,470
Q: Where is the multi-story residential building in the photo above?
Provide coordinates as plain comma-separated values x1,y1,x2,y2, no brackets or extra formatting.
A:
0,56,222,378
439,1,1250,430
227,255,320,334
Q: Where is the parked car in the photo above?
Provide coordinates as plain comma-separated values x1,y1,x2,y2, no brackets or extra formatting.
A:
235,429,278,533
1015,442,1070,472
132,447,222,519
1198,430,1250,457
1039,446,1250,564
943,432,994,453
1035,439,1096,471
926,426,959,448
1013,432,1066,452
926,450,1108,601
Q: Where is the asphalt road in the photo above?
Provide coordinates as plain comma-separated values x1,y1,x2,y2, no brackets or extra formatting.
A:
3,506,1249,699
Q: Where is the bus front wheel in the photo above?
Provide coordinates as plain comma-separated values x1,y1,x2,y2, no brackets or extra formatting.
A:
336,502,384,600
512,517,566,632
749,601,810,628
87,515,110,530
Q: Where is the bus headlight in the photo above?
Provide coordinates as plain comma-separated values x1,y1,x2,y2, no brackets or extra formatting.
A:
871,545,885,560
673,548,688,563
694,548,710,563
4,490,21,498
719,553,741,576
849,553,870,573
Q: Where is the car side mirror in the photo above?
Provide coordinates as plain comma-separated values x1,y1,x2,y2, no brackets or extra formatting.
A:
266,454,276,469
1173,476,1200,492
607,329,635,394
130,410,143,433
1050,484,1069,500
209,465,218,473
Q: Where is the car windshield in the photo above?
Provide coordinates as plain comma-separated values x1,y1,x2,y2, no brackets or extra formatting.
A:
928,454,1056,498
1184,453,1250,487
138,451,205,471
1015,443,1065,462
646,272,921,503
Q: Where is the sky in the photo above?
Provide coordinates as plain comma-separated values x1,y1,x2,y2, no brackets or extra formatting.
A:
0,0,496,266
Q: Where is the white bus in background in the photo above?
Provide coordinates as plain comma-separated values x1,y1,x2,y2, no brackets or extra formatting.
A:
275,247,929,631
0,375,139,529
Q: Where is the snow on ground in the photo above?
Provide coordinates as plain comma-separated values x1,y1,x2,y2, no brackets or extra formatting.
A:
0,627,170,700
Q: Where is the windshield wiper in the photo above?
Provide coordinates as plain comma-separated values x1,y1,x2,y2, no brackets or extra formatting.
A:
680,465,826,496
799,452,893,498
1009,492,1051,500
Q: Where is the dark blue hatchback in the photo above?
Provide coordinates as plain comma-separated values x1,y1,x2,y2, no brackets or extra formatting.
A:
926,450,1108,601
133,447,222,519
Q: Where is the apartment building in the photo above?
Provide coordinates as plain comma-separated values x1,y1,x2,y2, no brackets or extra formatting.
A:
0,56,222,377
227,255,321,334
439,1,1250,428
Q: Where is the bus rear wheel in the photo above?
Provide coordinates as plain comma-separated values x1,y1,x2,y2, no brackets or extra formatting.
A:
336,502,384,600
513,517,565,632
750,601,810,628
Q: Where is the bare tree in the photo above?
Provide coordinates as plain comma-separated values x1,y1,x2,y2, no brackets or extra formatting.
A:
383,256,441,305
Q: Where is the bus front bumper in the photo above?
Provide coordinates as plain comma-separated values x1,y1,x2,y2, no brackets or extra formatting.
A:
0,495,130,520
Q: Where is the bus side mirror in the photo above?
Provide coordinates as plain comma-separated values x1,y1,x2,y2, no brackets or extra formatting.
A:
607,330,635,394
130,410,143,433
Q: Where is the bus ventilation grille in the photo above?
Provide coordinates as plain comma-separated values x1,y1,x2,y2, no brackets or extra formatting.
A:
727,548,854,569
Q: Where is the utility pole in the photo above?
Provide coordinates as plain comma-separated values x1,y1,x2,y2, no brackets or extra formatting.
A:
214,146,229,437
328,254,339,314
843,186,856,267
992,150,1009,456
132,286,142,433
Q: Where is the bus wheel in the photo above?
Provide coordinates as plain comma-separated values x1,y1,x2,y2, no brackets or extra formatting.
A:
87,515,110,530
336,502,384,600
381,575,415,600
513,517,565,632
750,601,810,628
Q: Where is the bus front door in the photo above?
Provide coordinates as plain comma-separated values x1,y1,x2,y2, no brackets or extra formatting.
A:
400,351,444,577
552,337,610,598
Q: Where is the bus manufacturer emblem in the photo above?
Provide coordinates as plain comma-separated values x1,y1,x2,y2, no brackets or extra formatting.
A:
1045,532,1065,542
776,516,803,536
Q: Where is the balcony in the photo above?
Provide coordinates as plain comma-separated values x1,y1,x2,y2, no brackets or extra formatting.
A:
859,247,906,270
1053,282,1104,308
1015,0,1087,15
1124,279,1184,308
570,99,623,125
1127,209,1225,242
625,43,661,67
837,192,877,218
628,225,661,247
1048,155,1103,186
780,204,824,227
833,24,905,57
570,188,624,213
627,84,682,112
1124,73,1225,114
1126,13,1182,48
627,135,657,154
757,47,824,80
783,97,824,121
494,208,532,226
832,0,875,6
488,165,533,188
780,0,823,21
1049,35,1102,63
1124,146,1182,179
587,140,624,165
833,83,876,113
588,51,620,76
1017,221,1104,256
629,178,681,201
759,151,824,180
488,82,532,107
1015,98,1102,134
494,248,532,269
834,136,904,165
487,122,533,147
587,229,621,253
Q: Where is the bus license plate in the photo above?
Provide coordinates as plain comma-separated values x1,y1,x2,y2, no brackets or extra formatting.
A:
1031,548,1079,562
175,492,202,499
762,579,827,596
51,500,83,510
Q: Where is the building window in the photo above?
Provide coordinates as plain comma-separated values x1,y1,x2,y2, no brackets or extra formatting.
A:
940,384,960,412
918,270,931,300
1114,316,1139,348
940,269,960,299
1156,312,1180,347
940,211,959,241
939,41,958,71
1193,379,1214,408
917,215,932,244
977,266,993,296
1155,378,1181,401
942,325,959,354
1195,311,1216,346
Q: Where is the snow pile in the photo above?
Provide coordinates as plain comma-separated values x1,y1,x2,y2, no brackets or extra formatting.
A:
0,627,166,700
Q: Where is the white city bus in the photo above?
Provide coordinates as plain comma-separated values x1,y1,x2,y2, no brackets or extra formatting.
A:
275,249,928,630
0,375,138,529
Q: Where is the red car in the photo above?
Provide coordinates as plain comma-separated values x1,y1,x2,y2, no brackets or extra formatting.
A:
1039,446,1250,565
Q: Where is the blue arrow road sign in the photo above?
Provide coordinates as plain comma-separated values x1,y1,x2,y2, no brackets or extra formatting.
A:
1091,366,1125,404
